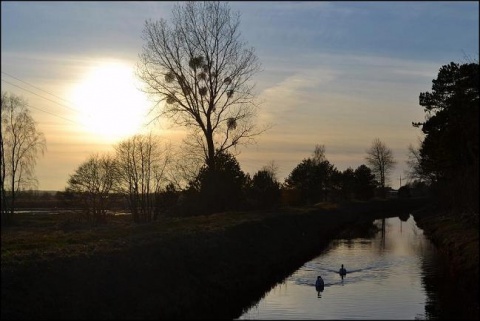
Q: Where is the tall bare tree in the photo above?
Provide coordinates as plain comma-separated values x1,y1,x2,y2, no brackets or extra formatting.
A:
262,160,280,182
312,144,326,165
365,138,396,197
66,153,118,224
167,143,204,191
137,1,262,171
115,134,172,222
405,140,435,184
1,91,46,224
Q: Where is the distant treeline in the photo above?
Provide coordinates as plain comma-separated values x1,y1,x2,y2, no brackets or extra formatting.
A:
13,152,428,220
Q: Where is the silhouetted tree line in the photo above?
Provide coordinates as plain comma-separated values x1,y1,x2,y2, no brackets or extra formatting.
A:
63,141,384,222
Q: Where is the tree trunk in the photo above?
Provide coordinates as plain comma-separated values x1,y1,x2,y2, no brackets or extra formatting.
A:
206,129,216,172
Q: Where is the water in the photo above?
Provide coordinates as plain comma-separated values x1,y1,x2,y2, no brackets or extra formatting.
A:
238,216,443,320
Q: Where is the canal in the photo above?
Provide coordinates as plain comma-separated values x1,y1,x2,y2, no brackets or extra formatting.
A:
238,214,475,319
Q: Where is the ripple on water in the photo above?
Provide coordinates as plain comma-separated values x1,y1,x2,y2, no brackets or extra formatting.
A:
239,217,437,320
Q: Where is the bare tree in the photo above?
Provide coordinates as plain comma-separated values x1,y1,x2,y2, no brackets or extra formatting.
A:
312,144,326,165
262,160,279,182
365,138,396,197
115,134,172,222
137,1,263,171
1,91,46,224
66,153,118,224
167,143,204,191
405,139,434,184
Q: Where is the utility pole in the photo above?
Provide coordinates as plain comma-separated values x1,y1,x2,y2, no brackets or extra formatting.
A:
399,175,402,188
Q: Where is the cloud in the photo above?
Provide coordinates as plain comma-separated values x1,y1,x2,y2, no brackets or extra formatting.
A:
240,52,434,184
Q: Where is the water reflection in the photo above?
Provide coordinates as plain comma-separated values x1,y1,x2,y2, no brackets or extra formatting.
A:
379,218,386,250
419,239,479,320
238,215,468,320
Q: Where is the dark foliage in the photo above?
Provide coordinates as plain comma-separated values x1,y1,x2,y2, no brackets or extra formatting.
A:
414,61,479,213
247,170,281,209
353,165,377,200
398,180,430,199
339,167,356,200
155,183,179,218
284,159,336,204
284,157,377,205
182,151,248,215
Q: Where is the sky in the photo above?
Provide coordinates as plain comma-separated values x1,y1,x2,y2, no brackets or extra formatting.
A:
1,1,479,191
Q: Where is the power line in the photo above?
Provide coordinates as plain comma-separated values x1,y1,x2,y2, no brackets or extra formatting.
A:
1,72,109,129
1,78,84,126
1,71,75,106
1,78,80,114
1,71,153,136
28,104,80,125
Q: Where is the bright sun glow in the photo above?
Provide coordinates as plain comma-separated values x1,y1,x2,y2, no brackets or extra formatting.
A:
70,61,151,142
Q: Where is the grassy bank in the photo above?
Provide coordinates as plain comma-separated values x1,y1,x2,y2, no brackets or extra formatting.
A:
413,209,478,277
411,207,479,319
1,197,453,319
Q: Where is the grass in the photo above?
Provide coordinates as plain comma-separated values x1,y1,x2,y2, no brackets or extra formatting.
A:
414,208,479,278
1,208,296,265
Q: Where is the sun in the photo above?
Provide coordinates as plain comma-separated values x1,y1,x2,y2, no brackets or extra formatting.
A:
70,61,151,142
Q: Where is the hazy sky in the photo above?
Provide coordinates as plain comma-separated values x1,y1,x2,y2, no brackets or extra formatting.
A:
1,1,479,191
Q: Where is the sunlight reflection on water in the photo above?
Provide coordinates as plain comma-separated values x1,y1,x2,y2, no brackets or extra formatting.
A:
238,216,434,320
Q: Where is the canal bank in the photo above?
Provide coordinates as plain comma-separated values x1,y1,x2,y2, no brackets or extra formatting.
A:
412,207,479,319
4,197,474,320
412,207,478,279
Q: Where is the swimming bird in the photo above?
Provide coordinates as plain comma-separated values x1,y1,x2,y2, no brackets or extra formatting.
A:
339,264,347,276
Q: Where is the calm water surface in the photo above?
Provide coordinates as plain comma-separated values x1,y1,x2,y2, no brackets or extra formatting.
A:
239,216,439,320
